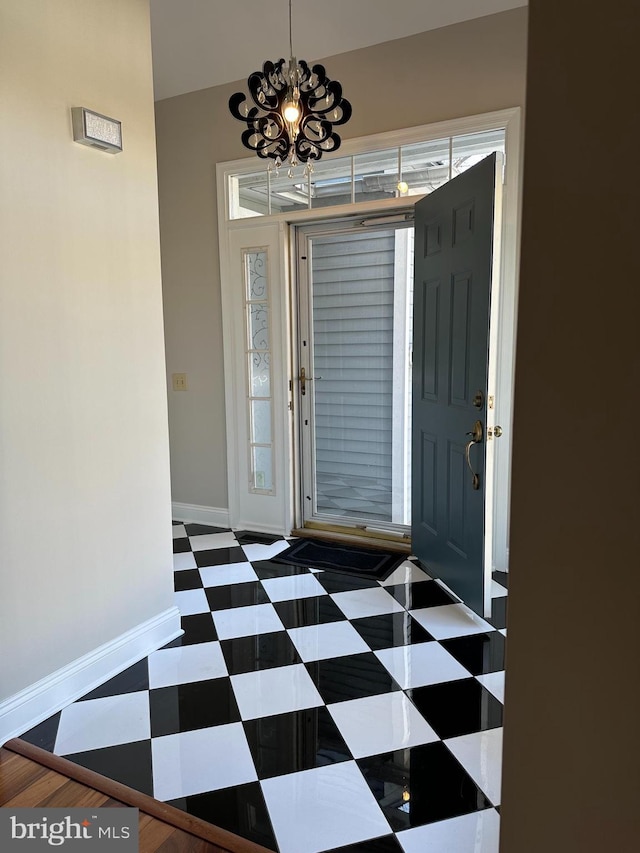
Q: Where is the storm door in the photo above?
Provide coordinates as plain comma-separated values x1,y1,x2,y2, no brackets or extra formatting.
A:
296,219,414,535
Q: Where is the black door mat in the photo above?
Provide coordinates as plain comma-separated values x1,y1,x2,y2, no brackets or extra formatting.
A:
273,538,405,581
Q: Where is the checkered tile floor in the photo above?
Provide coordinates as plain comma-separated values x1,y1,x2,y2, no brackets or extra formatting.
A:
21,524,508,853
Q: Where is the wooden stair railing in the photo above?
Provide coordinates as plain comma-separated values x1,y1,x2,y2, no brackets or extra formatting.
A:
1,738,273,853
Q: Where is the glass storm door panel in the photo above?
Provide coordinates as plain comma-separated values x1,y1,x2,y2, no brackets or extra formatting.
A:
297,222,414,532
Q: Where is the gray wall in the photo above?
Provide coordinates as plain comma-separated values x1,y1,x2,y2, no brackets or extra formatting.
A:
500,0,640,848
155,7,528,511
0,0,173,700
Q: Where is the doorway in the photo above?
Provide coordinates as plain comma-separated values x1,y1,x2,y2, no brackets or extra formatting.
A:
295,218,414,536
217,109,521,574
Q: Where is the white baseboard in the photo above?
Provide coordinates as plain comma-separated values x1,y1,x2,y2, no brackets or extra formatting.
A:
171,502,230,529
0,607,181,746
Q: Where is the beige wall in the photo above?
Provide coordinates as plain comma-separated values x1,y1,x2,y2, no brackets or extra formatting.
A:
0,0,173,700
155,6,528,511
500,0,640,849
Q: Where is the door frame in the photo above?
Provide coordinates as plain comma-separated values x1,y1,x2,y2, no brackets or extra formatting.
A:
217,108,522,569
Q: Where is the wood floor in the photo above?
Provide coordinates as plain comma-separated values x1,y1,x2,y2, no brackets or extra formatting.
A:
0,739,271,853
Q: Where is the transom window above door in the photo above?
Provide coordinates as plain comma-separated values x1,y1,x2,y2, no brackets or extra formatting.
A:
227,128,506,219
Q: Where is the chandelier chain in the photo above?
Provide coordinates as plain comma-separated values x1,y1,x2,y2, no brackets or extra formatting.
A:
289,0,293,59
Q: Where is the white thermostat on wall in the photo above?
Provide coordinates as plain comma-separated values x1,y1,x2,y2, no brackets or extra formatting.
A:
71,107,122,153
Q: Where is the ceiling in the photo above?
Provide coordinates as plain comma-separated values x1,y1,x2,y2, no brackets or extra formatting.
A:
150,0,527,101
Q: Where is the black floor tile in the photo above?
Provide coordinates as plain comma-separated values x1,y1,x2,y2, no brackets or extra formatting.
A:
205,581,270,611
492,570,509,589
150,679,240,736
273,595,346,628
78,659,149,701
20,712,61,752
173,568,203,591
162,613,218,648
350,612,434,651
234,531,285,546
252,559,312,579
243,707,352,778
172,537,192,553
315,571,381,594
489,596,508,630
221,632,301,674
194,546,247,567
440,632,505,675
306,653,402,704
184,524,231,536
168,782,278,851
357,741,492,831
324,836,404,853
65,740,154,796
408,678,503,739
387,580,457,610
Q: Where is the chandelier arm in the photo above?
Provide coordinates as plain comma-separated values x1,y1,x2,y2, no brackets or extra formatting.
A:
296,130,342,162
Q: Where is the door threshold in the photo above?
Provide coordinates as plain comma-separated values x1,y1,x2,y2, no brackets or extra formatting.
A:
292,522,411,555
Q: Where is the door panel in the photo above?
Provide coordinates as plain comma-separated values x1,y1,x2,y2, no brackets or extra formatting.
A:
412,154,498,617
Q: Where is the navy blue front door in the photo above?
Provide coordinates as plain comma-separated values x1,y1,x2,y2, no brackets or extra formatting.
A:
412,154,497,617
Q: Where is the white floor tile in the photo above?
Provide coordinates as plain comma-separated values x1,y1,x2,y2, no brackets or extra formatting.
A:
199,561,258,588
172,525,187,539
375,642,470,689
410,604,494,640
380,561,432,586
189,531,239,551
174,588,210,616
398,809,500,853
261,573,326,603
331,587,405,620
148,641,227,689
231,664,323,720
445,728,503,806
173,552,197,571
261,761,391,853
152,723,257,801
491,580,508,598
287,621,370,662
55,692,150,755
212,603,284,640
241,540,290,562
476,671,505,704
328,691,438,759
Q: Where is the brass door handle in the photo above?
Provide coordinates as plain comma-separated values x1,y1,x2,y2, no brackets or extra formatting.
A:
465,420,483,491
299,367,322,396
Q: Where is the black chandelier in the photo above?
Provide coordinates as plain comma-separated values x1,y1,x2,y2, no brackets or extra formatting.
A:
228,1,352,176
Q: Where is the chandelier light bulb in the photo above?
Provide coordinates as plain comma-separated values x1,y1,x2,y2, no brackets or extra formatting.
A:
283,99,301,124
